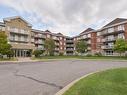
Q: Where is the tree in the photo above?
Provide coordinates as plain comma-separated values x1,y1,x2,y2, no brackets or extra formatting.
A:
0,32,13,58
114,38,127,57
44,38,55,56
75,40,87,55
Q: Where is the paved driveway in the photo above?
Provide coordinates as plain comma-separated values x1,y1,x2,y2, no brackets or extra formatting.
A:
0,60,127,95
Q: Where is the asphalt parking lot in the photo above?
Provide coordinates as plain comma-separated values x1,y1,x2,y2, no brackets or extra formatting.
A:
0,60,127,95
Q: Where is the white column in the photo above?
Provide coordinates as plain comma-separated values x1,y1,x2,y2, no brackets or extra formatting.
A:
19,50,21,57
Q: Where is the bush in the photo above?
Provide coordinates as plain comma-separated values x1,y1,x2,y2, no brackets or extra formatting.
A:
33,50,43,57
94,52,102,57
86,54,92,57
59,52,64,56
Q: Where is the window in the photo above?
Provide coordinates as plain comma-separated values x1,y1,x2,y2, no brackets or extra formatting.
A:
97,32,101,36
106,50,113,55
108,28,114,33
83,35,87,38
88,34,91,38
108,42,114,48
118,33,125,39
107,35,114,41
24,36,28,42
7,26,10,31
60,42,62,45
60,37,63,40
47,35,50,38
10,34,15,41
97,38,100,42
118,25,125,31
18,35,21,41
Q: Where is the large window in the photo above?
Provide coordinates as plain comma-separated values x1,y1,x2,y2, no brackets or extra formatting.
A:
106,50,113,55
118,25,125,31
107,35,115,41
118,33,125,39
108,27,114,33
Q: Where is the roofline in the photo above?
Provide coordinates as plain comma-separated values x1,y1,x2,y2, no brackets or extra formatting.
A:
3,16,32,27
101,20,127,30
32,29,45,33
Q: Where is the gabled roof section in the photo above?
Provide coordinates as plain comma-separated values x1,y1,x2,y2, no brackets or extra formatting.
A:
3,16,32,27
56,33,64,36
103,18,127,28
80,28,94,35
45,30,51,33
32,29,44,33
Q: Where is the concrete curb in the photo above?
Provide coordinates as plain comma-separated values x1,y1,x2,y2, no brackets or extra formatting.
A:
55,70,106,95
0,60,40,64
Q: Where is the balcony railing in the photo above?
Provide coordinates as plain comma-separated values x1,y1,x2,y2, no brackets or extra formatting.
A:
102,30,124,36
66,44,74,47
102,38,116,42
55,48,59,51
9,38,28,43
102,45,114,49
35,41,44,44
10,29,29,35
35,34,46,38
53,37,59,40
66,48,74,51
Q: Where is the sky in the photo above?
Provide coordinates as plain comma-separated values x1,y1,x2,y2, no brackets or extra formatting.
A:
0,0,127,37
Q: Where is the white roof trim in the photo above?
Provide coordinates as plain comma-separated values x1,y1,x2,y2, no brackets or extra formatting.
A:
3,16,32,27
101,20,127,30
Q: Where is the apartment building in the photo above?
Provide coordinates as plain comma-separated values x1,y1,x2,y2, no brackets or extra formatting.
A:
1,16,127,57
0,16,35,57
74,28,97,55
97,18,127,56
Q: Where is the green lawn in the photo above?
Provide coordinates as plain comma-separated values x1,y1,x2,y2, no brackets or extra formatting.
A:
33,56,127,61
0,58,17,61
63,68,127,95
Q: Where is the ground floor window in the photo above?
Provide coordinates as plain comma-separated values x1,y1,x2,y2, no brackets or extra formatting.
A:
13,49,32,57
105,50,114,55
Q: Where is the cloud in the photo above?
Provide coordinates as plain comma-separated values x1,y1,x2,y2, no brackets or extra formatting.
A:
0,0,127,36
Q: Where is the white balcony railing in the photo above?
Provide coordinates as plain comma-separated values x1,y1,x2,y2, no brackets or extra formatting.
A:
102,45,114,49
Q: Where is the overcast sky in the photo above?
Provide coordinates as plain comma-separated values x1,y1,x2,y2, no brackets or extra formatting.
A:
0,0,127,36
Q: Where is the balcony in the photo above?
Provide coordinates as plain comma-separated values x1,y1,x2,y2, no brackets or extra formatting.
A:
10,29,29,35
66,44,74,47
55,42,59,46
9,38,28,43
55,48,59,51
102,30,124,36
66,40,74,44
0,27,5,31
66,48,74,51
102,38,116,42
102,45,114,49
87,41,91,44
35,34,46,39
87,47,91,50
35,41,44,44
53,37,59,41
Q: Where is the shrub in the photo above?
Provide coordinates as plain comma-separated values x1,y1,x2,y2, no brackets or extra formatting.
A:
59,52,64,56
94,52,102,57
86,54,92,57
33,50,43,57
